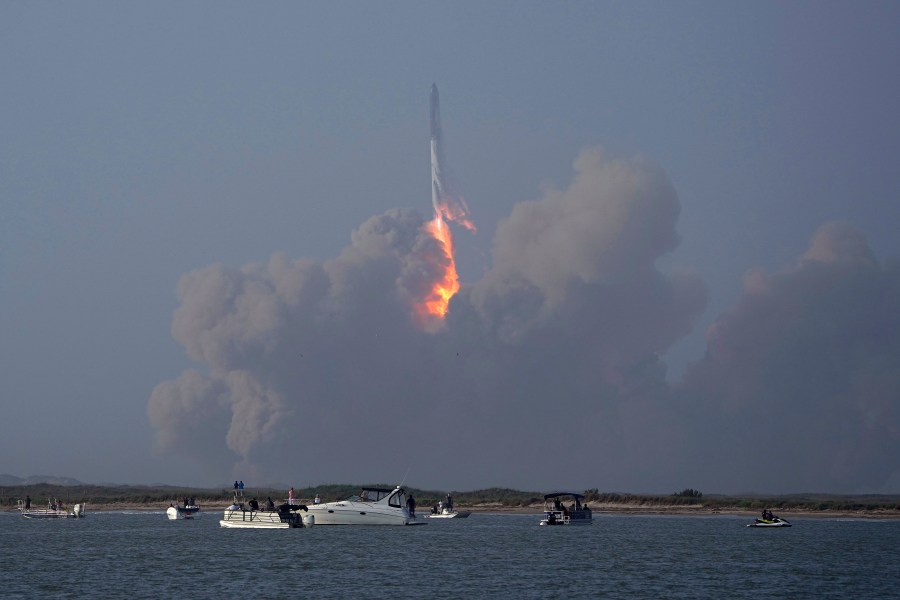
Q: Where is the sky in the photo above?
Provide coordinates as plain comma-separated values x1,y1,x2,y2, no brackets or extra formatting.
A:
2,1,900,495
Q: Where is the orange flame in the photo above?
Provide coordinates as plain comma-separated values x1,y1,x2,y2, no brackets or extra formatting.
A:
413,194,474,332
413,214,459,331
435,198,477,234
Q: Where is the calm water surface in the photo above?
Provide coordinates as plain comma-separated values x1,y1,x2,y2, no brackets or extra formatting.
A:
2,511,898,598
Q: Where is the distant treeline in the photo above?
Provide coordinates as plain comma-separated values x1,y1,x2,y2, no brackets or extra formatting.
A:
2,483,899,512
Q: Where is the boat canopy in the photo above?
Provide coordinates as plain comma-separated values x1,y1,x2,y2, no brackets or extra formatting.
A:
543,492,585,500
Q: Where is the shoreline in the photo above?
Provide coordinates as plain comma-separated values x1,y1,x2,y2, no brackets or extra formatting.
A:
8,501,900,519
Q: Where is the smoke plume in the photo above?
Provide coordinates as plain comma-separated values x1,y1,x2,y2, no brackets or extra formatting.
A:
677,221,900,492
148,149,900,493
148,148,709,490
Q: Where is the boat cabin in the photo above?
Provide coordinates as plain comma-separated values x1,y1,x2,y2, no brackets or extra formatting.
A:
345,486,409,508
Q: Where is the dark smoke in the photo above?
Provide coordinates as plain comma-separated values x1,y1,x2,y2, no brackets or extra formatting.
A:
677,221,900,493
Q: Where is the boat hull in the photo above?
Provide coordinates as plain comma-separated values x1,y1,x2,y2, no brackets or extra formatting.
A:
21,509,71,519
219,507,308,529
304,503,419,525
167,506,200,520
539,510,593,526
427,510,471,519
219,518,294,529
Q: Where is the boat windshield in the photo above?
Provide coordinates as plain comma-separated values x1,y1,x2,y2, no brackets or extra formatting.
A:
347,488,392,502
388,489,406,508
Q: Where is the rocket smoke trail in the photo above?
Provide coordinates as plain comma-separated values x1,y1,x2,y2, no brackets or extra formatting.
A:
412,84,477,331
429,84,475,231
430,83,445,214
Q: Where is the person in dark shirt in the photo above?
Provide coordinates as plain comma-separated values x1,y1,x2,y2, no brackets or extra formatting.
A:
406,493,416,517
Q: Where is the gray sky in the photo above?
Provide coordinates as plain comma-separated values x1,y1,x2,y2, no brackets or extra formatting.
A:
3,1,899,494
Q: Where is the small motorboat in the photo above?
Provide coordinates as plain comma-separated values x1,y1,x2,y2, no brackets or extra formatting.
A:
167,502,201,520
747,515,791,527
427,493,471,519
427,508,472,519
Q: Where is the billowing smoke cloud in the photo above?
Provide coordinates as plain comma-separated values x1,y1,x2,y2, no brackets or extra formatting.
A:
148,148,900,493
148,147,708,490
677,221,900,493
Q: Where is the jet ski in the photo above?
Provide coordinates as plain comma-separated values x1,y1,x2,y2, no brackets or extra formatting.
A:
747,516,791,527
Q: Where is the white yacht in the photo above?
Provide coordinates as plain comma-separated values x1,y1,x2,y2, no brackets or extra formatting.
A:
219,495,313,529
304,486,422,525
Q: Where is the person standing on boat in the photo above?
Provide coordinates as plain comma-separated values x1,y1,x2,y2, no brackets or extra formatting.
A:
289,486,296,505
406,493,416,517
239,480,245,496
25,495,31,509
314,493,321,504
446,493,453,511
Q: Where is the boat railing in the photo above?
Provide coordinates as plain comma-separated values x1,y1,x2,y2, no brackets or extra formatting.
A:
544,510,571,524
226,505,300,525
229,508,272,522
17,499,62,510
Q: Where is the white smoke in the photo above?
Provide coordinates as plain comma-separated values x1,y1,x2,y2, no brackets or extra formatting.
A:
430,83,475,231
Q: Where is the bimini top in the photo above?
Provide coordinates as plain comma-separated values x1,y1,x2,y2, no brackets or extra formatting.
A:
543,492,585,500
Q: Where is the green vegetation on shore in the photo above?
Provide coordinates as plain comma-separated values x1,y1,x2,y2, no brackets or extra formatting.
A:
2,483,898,512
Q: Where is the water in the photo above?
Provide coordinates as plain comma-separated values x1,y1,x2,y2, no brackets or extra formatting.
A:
2,511,899,598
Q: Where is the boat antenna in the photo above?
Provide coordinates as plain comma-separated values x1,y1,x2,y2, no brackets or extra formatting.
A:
398,467,410,489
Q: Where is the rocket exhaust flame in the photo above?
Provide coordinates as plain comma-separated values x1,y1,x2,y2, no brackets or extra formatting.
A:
414,215,460,325
414,84,475,330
